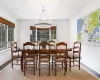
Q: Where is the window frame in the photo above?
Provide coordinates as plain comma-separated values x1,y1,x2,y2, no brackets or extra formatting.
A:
30,26,56,41
8,26,14,48
0,23,14,51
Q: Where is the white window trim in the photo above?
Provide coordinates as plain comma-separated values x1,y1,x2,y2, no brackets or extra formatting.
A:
0,24,14,51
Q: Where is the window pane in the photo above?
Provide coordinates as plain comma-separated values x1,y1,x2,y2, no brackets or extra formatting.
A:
30,30,36,41
8,27,14,48
0,24,7,50
51,30,56,39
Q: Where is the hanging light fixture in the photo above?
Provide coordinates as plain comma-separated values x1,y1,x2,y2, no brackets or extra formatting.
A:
34,6,52,26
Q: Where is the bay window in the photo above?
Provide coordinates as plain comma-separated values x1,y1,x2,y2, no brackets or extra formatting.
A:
30,26,56,41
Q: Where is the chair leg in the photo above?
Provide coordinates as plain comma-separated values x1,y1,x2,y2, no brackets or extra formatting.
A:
39,62,40,76
36,61,38,70
52,57,53,71
55,62,56,76
24,62,26,76
21,57,23,72
64,62,66,76
73,58,74,66
62,62,63,70
17,58,18,64
36,56,38,70
33,62,35,75
48,62,50,76
12,58,13,69
66,61,67,72
69,59,71,71
79,58,80,70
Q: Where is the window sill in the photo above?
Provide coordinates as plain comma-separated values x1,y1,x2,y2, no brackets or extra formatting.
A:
0,48,11,53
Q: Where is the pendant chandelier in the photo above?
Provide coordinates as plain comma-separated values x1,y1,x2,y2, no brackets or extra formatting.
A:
34,6,52,26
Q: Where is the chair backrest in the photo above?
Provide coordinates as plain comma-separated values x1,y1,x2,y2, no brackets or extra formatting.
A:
56,42,67,59
39,41,50,49
23,42,35,50
23,42,36,56
23,49,35,57
32,41,38,49
48,40,55,49
32,41,38,45
73,41,81,55
11,41,18,56
11,41,17,51
39,41,50,57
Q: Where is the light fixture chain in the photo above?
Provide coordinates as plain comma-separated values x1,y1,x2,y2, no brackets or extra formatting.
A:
35,6,52,25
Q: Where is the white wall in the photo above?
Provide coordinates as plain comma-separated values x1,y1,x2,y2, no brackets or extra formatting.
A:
0,6,17,66
17,19,69,48
69,1,100,74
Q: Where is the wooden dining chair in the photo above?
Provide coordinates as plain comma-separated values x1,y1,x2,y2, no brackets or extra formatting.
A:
68,41,81,71
11,41,22,68
31,41,39,69
38,41,50,76
48,40,56,70
23,42,36,75
52,42,68,76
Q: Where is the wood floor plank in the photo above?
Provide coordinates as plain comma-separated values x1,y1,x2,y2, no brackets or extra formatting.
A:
0,64,99,80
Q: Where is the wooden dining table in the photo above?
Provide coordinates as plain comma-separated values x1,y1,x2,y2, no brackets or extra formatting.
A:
18,48,72,72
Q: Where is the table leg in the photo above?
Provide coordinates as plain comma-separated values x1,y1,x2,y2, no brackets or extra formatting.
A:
21,50,23,72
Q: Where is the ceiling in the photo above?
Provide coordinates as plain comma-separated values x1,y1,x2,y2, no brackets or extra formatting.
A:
0,0,96,20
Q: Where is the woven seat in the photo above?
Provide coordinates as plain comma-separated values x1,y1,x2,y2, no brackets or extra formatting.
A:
13,52,22,58
68,52,80,59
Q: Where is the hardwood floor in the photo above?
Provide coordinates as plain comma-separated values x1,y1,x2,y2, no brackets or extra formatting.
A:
0,64,99,80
